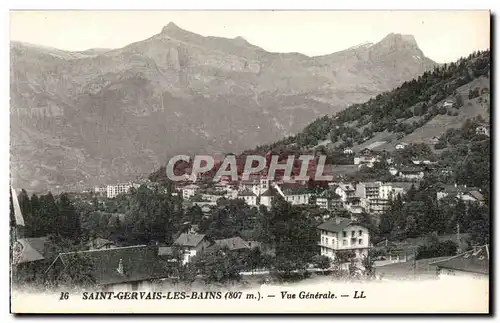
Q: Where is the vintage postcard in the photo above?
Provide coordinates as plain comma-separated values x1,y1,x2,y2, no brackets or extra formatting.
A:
9,10,491,314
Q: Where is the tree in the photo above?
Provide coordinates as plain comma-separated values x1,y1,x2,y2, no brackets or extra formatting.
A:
313,255,332,270
416,240,458,260
194,248,242,284
57,193,81,240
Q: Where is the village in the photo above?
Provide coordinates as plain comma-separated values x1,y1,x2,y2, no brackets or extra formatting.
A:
11,135,490,294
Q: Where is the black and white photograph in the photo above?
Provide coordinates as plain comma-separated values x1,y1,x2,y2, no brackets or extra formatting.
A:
8,10,491,314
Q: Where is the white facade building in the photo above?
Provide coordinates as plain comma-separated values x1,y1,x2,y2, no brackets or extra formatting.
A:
106,182,140,198
318,217,370,262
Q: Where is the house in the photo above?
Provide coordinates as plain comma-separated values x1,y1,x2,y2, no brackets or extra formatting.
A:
44,245,170,292
181,184,200,200
398,167,425,180
432,245,489,282
239,179,261,196
283,188,314,205
388,167,399,176
238,190,258,206
430,136,440,145
475,125,490,137
334,183,356,202
436,184,469,201
173,234,211,264
317,217,370,263
87,238,116,250
395,142,409,150
260,187,279,208
464,190,486,204
344,197,363,214
442,100,454,108
343,148,353,155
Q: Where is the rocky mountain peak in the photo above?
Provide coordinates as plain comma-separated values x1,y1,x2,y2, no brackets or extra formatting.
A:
161,22,185,35
375,33,421,52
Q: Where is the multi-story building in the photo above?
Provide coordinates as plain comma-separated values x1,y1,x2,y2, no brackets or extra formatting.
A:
316,190,342,210
181,184,200,200
317,217,370,262
283,188,313,205
238,190,258,206
106,182,140,199
334,183,356,202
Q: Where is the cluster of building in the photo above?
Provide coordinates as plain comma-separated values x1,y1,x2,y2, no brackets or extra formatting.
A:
177,176,413,218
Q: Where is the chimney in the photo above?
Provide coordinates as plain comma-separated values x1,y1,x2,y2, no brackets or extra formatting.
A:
232,240,236,248
248,241,252,248
454,183,457,188
117,259,124,275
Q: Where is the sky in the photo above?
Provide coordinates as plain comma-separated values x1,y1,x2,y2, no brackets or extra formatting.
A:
10,10,490,63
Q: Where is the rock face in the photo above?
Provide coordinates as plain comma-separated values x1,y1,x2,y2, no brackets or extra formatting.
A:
10,23,436,192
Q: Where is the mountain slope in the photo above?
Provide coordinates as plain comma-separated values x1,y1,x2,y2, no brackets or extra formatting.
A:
10,23,436,192
253,50,490,155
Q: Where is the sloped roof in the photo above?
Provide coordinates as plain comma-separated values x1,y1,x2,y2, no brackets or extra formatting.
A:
467,190,485,202
174,233,206,247
261,187,278,197
15,237,49,264
317,217,355,233
53,245,169,285
432,245,489,275
211,237,250,251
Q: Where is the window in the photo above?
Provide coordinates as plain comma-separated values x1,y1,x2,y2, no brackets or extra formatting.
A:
359,230,363,236
351,231,355,237
343,240,347,246
342,231,347,238
358,239,363,245
131,282,139,291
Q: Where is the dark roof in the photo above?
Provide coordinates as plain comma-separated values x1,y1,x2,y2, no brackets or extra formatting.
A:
53,245,169,285
317,217,356,233
174,234,206,247
211,237,250,251
376,256,451,279
15,237,49,264
261,187,278,197
433,245,489,275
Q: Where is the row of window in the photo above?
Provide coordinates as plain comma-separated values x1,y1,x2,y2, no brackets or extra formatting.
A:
321,237,364,246
342,230,363,238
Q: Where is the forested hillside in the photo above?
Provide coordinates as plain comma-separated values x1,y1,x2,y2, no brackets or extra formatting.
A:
253,50,490,153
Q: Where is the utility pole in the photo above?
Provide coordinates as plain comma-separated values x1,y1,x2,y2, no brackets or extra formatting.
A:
456,222,461,253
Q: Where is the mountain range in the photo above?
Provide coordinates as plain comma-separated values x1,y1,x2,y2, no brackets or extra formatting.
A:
10,22,437,192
